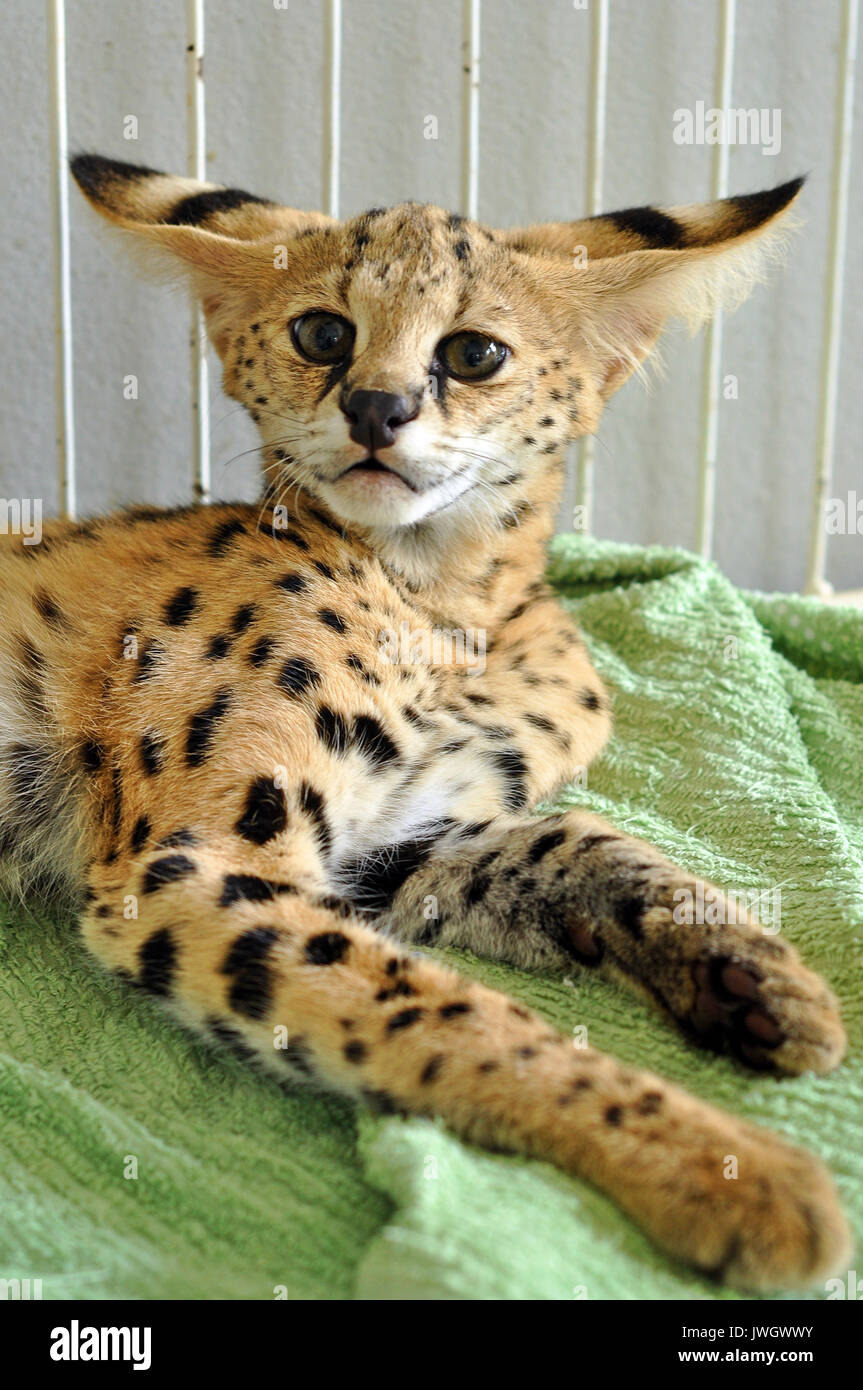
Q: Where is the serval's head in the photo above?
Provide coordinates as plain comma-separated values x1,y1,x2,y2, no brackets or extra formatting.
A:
73,155,801,538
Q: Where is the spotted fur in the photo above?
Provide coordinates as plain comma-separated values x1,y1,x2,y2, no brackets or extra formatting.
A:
0,155,848,1291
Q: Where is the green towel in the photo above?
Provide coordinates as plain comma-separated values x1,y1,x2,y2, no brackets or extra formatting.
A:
1,535,860,1301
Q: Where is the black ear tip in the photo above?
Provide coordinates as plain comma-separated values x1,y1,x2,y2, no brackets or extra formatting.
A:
69,152,162,198
728,175,807,228
784,173,807,199
69,152,102,194
769,174,807,214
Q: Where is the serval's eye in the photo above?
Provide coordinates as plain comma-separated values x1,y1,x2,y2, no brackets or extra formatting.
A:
291,312,355,365
438,331,509,381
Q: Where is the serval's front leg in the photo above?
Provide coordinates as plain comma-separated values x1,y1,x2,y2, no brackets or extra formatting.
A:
386,812,846,1076
81,833,850,1291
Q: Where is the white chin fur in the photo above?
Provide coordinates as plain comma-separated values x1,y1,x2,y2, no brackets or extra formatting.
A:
315,471,473,530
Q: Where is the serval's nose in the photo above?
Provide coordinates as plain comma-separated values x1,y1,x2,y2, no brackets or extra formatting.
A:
340,389,420,453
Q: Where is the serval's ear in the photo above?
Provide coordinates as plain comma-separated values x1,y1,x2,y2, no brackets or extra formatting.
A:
70,154,336,352
506,177,804,401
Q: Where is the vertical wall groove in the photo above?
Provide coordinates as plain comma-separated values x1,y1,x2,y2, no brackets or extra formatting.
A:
806,0,858,595
573,0,609,535
324,0,342,218
186,0,210,502
695,0,736,560
47,0,77,519
461,0,481,219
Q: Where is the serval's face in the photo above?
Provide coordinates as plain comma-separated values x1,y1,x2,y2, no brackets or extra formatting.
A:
218,203,592,532
71,154,804,537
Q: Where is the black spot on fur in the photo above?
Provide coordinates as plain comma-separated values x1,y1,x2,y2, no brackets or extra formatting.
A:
387,1007,424,1034
439,1001,472,1020
637,1090,663,1115
277,656,320,696
248,636,276,667
220,873,296,907
277,1035,318,1078
207,517,247,556
489,747,529,809
108,765,123,842
299,783,332,858
138,928,177,995
275,572,308,595
270,526,310,551
308,506,345,537
186,688,231,766
616,893,645,939
605,1105,623,1126
580,688,602,712
316,705,349,754
230,603,257,634
205,634,231,660
420,1054,445,1085
317,608,347,634
141,853,196,894
33,589,68,629
305,931,350,965
316,894,358,920
139,730,165,776
222,925,278,973
164,586,199,626
235,777,288,845
207,1015,256,1060
464,873,491,907
575,833,619,856
607,205,686,248
14,636,47,722
344,1039,367,1064
375,980,415,1002
80,740,103,774
130,815,151,854
221,926,278,1021
460,820,492,839
134,640,165,683
351,715,399,768
166,187,272,227
156,827,198,849
524,712,556,734
529,829,567,863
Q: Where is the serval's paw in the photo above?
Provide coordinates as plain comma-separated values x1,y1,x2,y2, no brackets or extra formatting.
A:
685,937,845,1075
654,912,845,1075
600,1095,852,1291
681,1125,849,1291
598,877,847,1074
